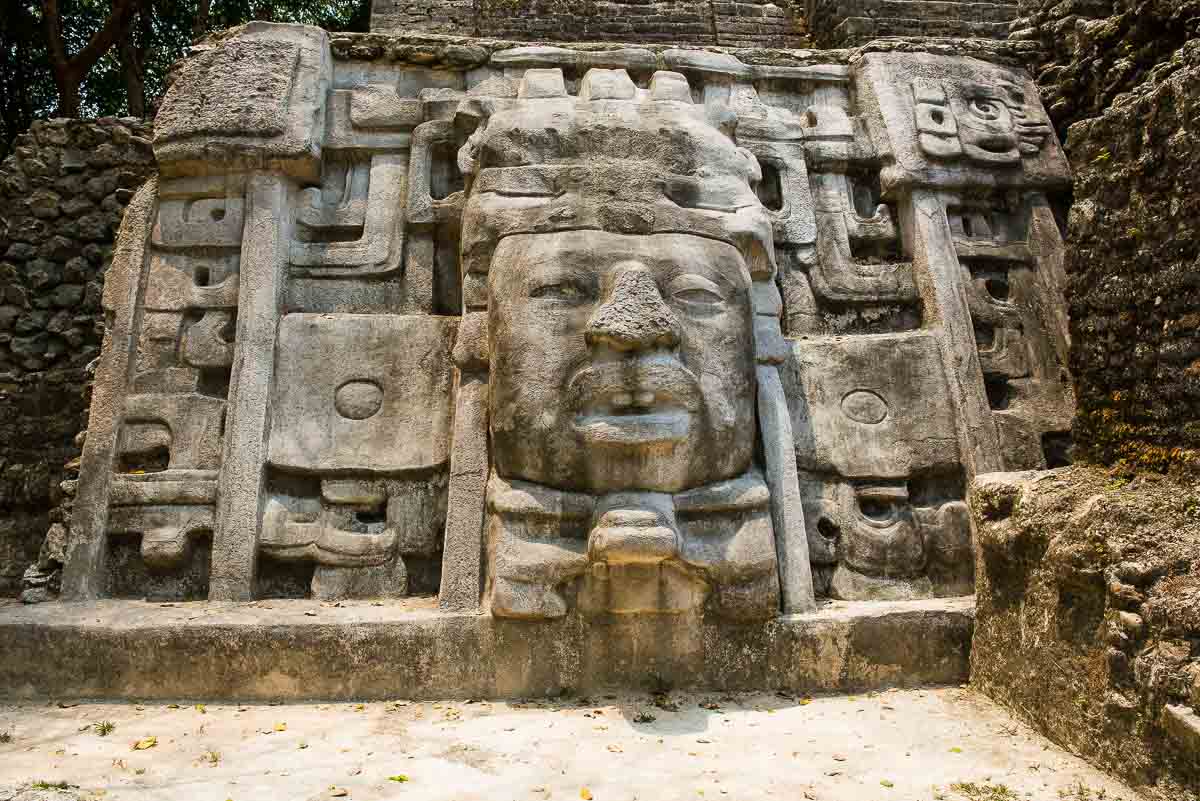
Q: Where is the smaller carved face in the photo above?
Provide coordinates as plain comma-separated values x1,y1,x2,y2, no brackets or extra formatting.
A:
912,74,1049,166
950,81,1019,163
487,229,757,495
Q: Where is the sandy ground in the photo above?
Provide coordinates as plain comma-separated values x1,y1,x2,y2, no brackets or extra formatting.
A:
0,687,1142,801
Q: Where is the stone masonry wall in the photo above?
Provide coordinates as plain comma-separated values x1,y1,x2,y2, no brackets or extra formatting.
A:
807,0,1019,47
371,0,1027,46
373,0,812,47
373,0,805,46
0,118,155,596
1011,0,1200,475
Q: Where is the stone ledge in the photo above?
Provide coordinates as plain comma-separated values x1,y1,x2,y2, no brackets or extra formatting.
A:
0,597,973,701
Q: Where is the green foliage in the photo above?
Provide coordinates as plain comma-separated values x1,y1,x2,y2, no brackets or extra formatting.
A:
0,0,369,158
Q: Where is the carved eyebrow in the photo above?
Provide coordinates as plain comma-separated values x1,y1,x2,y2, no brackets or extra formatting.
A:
662,175,758,212
962,83,1006,101
474,166,564,197
665,274,726,299
518,256,599,292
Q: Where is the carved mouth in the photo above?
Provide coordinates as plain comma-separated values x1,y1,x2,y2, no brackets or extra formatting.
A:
567,356,700,446
591,387,685,416
574,408,691,446
970,132,1019,154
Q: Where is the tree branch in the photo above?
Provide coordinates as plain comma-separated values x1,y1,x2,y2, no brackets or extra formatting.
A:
71,0,143,76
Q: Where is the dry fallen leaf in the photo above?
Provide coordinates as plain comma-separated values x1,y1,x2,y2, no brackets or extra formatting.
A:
132,736,157,751
329,788,348,798
388,775,410,783
580,788,593,800
273,723,287,732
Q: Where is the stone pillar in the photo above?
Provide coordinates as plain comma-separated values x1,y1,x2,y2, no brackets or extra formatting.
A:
60,180,158,600
903,188,1003,476
438,312,490,611
210,174,294,600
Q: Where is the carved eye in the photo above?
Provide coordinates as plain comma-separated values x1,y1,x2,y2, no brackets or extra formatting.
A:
856,491,906,528
530,280,589,304
970,99,1002,120
666,274,726,310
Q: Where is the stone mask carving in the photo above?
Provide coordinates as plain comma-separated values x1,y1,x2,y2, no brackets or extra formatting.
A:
459,68,782,619
57,26,1073,626
487,230,756,495
912,72,1052,165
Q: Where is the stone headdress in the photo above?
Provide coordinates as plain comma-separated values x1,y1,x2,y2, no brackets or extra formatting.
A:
455,68,778,286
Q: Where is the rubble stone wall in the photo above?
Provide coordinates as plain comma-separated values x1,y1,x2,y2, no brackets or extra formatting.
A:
971,468,1200,800
0,117,155,596
1012,0,1200,475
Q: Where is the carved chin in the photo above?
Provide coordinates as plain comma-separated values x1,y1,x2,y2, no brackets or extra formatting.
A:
572,410,690,448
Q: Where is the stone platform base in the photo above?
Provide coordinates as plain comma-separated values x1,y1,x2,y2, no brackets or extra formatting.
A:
0,597,973,701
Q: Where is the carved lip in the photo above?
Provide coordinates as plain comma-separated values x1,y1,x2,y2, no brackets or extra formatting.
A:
573,409,690,446
966,131,1019,154
568,355,701,413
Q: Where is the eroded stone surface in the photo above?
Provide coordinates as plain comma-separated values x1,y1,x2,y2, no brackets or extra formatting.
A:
0,597,974,699
970,466,1200,800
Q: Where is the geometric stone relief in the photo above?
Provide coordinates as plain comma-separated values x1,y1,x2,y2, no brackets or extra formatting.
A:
62,23,1073,614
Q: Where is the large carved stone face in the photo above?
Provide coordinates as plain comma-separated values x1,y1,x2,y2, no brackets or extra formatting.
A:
488,229,757,495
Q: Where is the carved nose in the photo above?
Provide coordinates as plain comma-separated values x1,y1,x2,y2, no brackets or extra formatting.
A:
584,264,680,352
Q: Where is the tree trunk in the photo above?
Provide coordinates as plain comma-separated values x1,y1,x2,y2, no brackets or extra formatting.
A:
193,0,212,38
120,37,145,117
42,0,143,117
51,67,82,118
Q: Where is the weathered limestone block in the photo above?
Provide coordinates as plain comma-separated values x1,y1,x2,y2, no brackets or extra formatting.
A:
267,313,455,474
154,22,332,180
56,26,1072,624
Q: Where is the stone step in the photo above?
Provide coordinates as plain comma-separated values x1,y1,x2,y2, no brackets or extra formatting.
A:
830,15,1015,44
0,597,974,700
